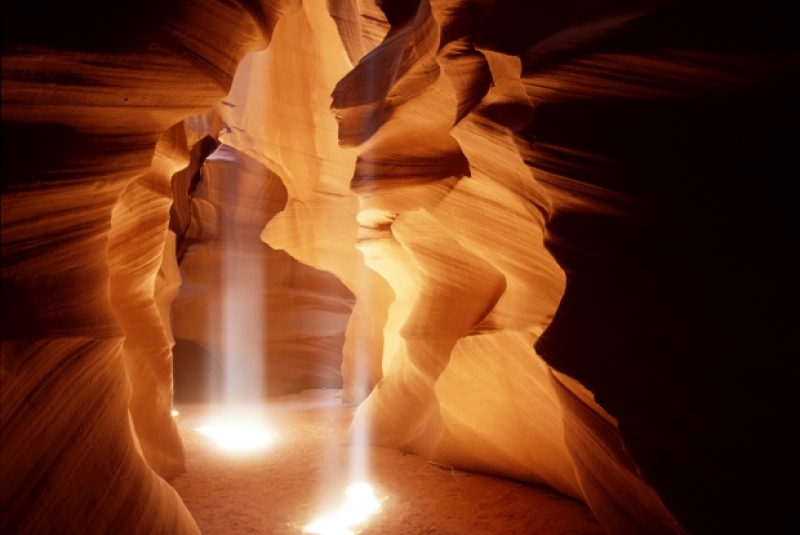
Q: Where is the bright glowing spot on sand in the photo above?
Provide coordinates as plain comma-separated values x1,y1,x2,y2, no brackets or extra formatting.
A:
195,419,276,453
171,410,179,417
304,483,382,535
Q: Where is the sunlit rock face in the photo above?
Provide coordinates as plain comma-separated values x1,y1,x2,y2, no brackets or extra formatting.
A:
1,0,797,534
217,0,677,533
213,0,395,403
108,122,190,480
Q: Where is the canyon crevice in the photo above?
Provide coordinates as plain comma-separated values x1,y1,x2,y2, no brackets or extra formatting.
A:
2,1,797,534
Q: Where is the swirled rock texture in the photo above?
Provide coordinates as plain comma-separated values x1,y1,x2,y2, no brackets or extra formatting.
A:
1,0,299,533
214,1,679,533
2,0,797,534
214,0,395,403
108,123,190,480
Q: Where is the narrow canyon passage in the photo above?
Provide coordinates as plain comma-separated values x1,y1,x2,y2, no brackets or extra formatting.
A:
171,390,604,535
3,1,797,533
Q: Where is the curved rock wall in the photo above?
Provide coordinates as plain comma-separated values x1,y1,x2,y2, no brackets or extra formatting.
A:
170,141,355,400
525,3,799,532
1,0,298,532
108,123,190,481
214,0,395,402
218,1,680,533
2,0,796,534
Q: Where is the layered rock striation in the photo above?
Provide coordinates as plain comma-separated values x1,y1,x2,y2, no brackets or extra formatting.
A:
2,0,298,532
2,1,797,534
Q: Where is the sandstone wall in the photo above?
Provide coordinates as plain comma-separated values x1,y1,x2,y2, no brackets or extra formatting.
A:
170,141,355,400
1,1,299,532
2,1,797,534
214,1,395,403
217,1,680,533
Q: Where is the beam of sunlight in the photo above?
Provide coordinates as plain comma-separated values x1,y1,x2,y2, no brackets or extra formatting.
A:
196,152,275,455
347,263,372,486
304,483,383,535
221,235,264,405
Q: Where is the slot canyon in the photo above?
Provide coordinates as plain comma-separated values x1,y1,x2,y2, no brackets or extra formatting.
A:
1,0,797,534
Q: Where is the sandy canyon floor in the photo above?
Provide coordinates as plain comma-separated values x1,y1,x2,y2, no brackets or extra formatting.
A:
171,390,605,534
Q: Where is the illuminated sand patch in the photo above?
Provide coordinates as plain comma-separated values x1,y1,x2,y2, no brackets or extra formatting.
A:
304,483,383,535
195,406,277,453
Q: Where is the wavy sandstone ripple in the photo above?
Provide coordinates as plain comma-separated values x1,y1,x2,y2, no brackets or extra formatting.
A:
2,1,797,534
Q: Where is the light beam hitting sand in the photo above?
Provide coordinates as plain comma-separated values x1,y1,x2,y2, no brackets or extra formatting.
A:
193,147,278,453
195,404,277,454
195,420,276,453
304,483,382,535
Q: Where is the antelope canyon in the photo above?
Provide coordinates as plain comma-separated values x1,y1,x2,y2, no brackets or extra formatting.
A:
2,1,797,534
